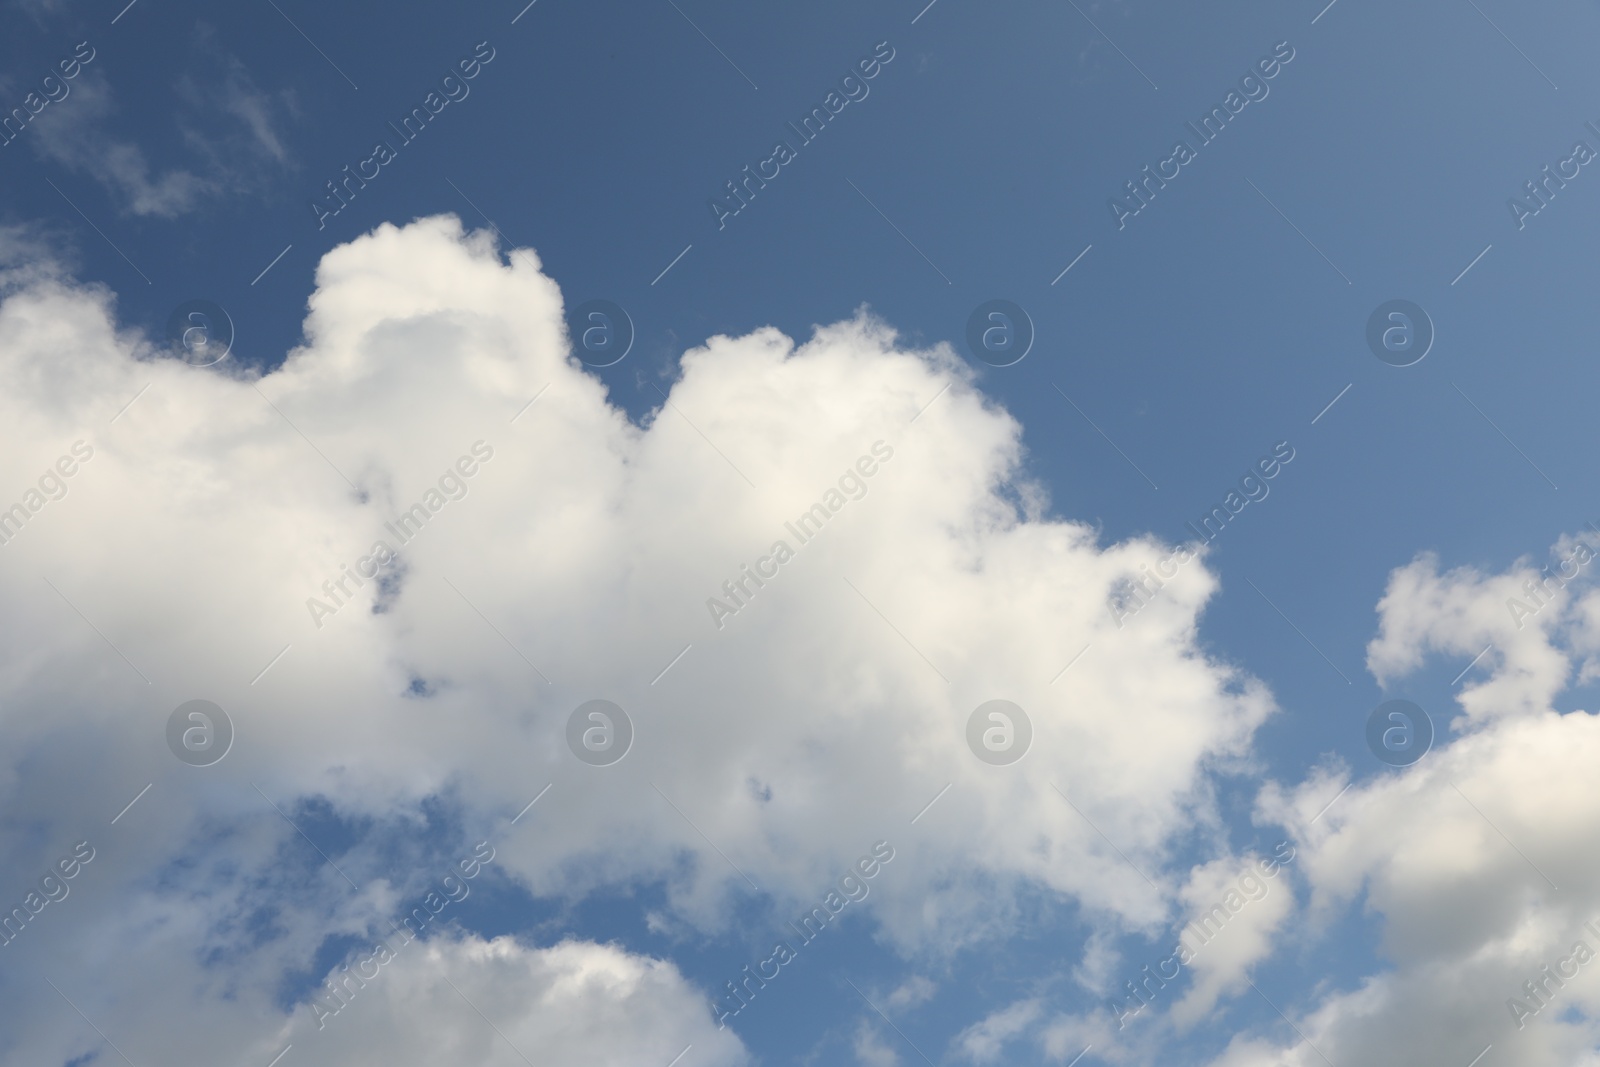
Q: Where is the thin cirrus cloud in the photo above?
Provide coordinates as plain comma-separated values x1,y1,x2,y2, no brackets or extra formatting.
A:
24,47,295,218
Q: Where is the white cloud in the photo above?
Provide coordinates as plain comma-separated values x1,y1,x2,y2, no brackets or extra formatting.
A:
28,72,214,216
25,39,294,218
1365,547,1589,724
0,215,1287,1061
854,1018,901,1067
1038,1009,1113,1064
887,974,937,1010
1167,851,1294,1025
953,997,1042,1062
299,936,745,1067
1228,540,1600,1067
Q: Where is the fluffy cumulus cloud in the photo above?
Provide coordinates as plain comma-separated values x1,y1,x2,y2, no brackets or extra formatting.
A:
1166,850,1295,1026
0,216,1284,1063
298,936,745,1067
1229,539,1600,1067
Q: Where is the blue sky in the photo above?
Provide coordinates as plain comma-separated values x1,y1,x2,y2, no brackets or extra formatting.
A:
5,1,1600,1066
